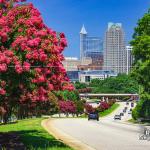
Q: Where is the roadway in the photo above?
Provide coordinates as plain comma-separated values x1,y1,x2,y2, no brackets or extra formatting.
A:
48,102,150,150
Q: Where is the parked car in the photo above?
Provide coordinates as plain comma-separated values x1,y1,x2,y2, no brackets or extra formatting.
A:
88,112,99,121
114,115,121,120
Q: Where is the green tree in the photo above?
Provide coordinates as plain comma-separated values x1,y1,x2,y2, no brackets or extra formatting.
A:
131,9,150,120
75,101,85,116
74,81,87,89
55,90,80,102
90,74,138,94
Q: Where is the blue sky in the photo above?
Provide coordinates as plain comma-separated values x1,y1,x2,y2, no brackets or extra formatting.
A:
27,0,150,58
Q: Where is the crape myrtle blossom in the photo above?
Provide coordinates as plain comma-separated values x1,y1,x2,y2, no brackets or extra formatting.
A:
0,80,6,95
58,101,76,114
0,0,74,103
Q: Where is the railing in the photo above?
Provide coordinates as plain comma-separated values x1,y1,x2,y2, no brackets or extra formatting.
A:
80,93,139,97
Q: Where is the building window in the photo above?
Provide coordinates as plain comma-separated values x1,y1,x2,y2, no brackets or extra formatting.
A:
85,76,90,82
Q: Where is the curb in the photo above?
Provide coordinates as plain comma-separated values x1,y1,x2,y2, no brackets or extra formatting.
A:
41,119,96,150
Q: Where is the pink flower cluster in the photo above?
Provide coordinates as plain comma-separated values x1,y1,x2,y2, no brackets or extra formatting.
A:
58,101,76,114
85,104,95,113
0,0,26,9
0,50,13,72
99,101,109,110
0,80,6,95
0,1,74,101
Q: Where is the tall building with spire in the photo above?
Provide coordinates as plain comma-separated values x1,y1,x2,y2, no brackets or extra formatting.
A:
104,22,127,74
80,25,103,70
80,25,87,61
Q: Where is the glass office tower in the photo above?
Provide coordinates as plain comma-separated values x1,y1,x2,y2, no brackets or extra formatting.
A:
80,25,103,70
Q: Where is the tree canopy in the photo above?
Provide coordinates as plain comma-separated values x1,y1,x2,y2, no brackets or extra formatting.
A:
0,0,74,122
131,9,150,119
89,74,138,94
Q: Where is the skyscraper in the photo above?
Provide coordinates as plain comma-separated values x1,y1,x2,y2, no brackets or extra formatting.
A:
80,25,87,61
104,22,127,74
126,46,134,74
80,25,103,70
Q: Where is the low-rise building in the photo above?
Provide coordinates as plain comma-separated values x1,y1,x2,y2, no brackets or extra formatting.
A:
63,57,92,71
79,70,117,83
62,57,80,71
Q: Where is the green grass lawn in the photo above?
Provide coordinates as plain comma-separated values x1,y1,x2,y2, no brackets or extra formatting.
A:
0,118,72,150
99,103,120,117
128,118,138,124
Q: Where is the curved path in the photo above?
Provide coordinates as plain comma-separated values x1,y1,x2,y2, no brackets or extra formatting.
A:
43,102,150,150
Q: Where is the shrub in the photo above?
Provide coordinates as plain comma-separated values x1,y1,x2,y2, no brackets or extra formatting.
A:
58,101,76,115
74,82,87,89
132,93,150,120
99,101,109,112
55,90,80,102
78,88,92,93
75,101,85,116
108,99,116,107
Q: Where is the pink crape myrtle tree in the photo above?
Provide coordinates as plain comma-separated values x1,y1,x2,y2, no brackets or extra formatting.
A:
0,0,74,123
58,100,76,117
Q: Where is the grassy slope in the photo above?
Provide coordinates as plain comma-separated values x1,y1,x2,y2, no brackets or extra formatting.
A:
128,119,138,123
128,118,150,124
0,118,72,150
100,103,120,117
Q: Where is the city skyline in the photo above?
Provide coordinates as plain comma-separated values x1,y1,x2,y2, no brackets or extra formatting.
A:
27,0,150,58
